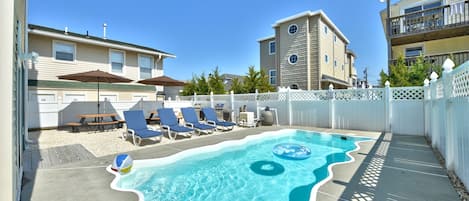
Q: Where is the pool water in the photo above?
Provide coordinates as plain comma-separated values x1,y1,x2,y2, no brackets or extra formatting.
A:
114,130,369,201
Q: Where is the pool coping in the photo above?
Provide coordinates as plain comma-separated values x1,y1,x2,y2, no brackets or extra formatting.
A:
106,128,376,201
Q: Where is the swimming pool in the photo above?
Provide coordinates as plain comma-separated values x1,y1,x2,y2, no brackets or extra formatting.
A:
108,129,371,201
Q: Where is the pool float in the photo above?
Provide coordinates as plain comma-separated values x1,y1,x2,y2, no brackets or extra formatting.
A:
272,143,311,160
111,154,133,174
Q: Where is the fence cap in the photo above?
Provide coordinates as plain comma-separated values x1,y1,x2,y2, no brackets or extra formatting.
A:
385,81,390,87
424,79,429,86
442,58,455,73
430,72,439,81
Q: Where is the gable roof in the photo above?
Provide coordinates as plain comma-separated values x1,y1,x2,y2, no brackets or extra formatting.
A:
28,24,175,58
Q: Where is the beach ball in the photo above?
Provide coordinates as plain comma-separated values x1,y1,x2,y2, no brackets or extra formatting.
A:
111,154,133,174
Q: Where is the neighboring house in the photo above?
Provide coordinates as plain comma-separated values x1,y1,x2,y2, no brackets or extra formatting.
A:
28,24,176,104
1,0,28,200
259,10,358,90
221,73,244,92
381,0,469,67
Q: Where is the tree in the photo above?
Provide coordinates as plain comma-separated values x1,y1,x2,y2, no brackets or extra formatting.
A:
230,77,246,94
181,76,197,96
380,55,442,87
196,73,210,95
257,69,275,93
208,67,225,94
244,66,260,93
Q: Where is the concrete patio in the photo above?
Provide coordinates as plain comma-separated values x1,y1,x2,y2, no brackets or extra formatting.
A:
21,126,459,201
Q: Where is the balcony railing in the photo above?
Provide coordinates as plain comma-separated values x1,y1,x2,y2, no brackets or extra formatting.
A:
391,51,469,68
389,1,469,37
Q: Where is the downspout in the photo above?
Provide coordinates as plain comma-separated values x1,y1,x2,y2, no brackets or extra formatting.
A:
306,16,311,90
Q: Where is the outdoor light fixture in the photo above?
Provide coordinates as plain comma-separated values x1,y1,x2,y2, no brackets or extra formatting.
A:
20,51,39,64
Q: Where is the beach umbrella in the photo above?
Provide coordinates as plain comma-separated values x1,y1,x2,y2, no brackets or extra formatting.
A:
58,70,133,118
137,75,185,86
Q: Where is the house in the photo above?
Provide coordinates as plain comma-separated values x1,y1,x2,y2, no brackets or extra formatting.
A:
1,0,28,200
259,10,358,90
381,0,469,67
28,24,176,104
221,73,244,92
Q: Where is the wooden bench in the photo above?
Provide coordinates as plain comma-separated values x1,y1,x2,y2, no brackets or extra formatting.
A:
117,120,126,128
87,121,119,131
66,122,82,132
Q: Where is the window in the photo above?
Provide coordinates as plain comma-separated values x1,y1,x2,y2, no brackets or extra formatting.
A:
53,41,75,61
404,2,443,31
64,94,85,103
324,25,328,34
290,84,299,89
139,54,153,79
100,94,117,102
334,35,337,43
342,64,345,71
268,41,276,55
288,54,298,64
110,50,124,74
288,24,298,35
325,54,329,63
269,69,277,85
334,60,337,67
405,47,423,57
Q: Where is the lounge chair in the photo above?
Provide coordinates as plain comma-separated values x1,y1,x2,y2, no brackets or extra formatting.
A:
202,107,236,131
123,110,162,146
181,107,216,134
157,108,194,140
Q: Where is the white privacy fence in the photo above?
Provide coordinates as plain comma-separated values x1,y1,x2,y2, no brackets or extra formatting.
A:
425,60,469,190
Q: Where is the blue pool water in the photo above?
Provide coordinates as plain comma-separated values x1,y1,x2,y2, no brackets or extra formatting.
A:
114,130,369,201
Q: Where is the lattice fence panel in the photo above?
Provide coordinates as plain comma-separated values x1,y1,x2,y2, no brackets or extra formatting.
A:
233,94,257,101
212,94,231,102
392,87,424,100
258,92,284,102
452,67,469,98
290,90,330,101
334,89,384,100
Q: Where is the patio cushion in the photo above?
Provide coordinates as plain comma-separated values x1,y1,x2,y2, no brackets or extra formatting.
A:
134,128,162,138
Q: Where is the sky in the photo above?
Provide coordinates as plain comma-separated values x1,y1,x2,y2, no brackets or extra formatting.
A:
28,0,392,85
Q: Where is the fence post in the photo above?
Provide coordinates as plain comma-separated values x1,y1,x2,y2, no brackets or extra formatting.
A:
255,89,260,118
230,90,235,122
429,72,439,148
442,58,455,171
193,92,197,105
287,88,292,126
384,81,391,132
423,79,430,137
210,91,214,108
329,84,335,129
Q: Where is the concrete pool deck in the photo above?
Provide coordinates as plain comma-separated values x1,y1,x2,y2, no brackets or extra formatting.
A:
21,126,459,201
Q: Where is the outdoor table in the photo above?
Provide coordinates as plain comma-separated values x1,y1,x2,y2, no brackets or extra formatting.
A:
78,113,119,131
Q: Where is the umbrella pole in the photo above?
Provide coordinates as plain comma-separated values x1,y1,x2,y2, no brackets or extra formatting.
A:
97,81,100,123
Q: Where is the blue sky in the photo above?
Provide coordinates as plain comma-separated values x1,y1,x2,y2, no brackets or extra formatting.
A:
29,0,391,84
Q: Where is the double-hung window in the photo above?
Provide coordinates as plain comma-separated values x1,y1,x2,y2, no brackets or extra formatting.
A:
110,50,124,74
53,41,75,61
269,69,277,85
269,41,276,55
139,54,153,79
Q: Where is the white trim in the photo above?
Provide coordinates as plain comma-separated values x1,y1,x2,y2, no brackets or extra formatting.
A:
132,94,150,101
268,41,276,55
287,24,298,35
99,92,119,102
62,92,87,103
30,29,176,58
109,49,126,76
52,40,76,63
288,54,298,65
138,53,154,79
257,35,275,42
272,10,350,44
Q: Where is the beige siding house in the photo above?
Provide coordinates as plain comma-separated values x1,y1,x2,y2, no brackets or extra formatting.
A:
259,10,357,90
1,0,28,200
28,24,175,103
381,0,469,67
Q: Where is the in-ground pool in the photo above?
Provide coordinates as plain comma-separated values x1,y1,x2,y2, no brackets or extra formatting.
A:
108,129,371,201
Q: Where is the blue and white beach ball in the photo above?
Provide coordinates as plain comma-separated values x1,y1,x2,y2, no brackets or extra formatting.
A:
111,154,133,174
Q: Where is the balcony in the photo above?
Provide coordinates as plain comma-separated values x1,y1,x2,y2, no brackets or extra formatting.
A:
391,50,469,67
389,1,469,45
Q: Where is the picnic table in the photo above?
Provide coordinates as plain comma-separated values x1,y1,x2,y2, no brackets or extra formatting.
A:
67,113,121,132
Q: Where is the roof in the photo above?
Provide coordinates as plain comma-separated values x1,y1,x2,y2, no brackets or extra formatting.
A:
321,74,351,87
272,10,350,44
28,24,175,58
257,35,275,42
346,49,357,58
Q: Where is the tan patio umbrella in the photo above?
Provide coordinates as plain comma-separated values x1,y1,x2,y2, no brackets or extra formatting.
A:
137,75,186,86
57,70,133,119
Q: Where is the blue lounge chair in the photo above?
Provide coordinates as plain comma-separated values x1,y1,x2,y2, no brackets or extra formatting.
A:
123,110,162,146
202,107,236,131
181,107,216,134
158,108,194,140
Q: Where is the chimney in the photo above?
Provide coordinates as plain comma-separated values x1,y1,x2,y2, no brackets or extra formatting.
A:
64,26,68,34
103,23,107,39
86,30,90,38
